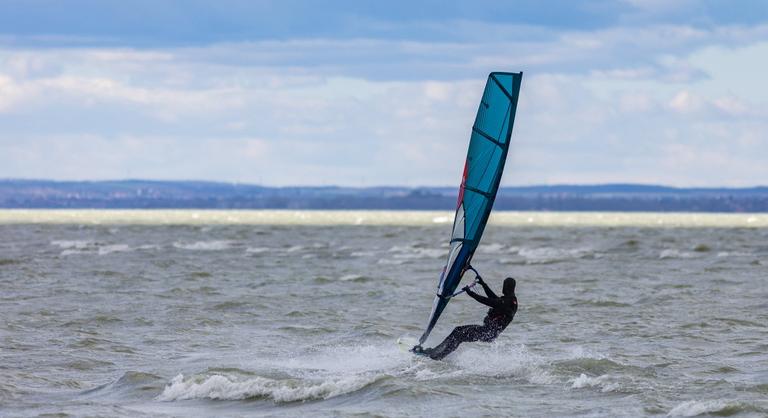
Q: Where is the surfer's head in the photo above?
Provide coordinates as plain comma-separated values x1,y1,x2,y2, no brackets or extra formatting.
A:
503,277,516,295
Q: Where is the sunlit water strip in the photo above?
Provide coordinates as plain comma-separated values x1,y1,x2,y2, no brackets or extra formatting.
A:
0,209,766,227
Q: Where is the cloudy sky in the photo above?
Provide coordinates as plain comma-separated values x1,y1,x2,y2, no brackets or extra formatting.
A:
1,0,767,186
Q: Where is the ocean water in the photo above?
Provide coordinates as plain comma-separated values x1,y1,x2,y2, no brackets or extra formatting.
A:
1,210,767,417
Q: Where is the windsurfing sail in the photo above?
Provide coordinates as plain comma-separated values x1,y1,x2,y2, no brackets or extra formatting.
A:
417,71,523,345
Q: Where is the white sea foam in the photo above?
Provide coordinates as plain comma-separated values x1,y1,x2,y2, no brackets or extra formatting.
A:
564,345,607,360
716,251,753,257
504,247,594,264
667,399,742,417
570,373,620,392
387,245,412,253
452,343,556,385
476,243,506,254
387,245,447,259
275,342,550,389
280,344,406,375
245,247,270,254
51,240,94,249
52,240,104,256
412,368,448,381
173,240,232,251
158,344,409,403
57,242,157,256
60,250,88,256
377,258,407,265
157,373,379,403
659,249,697,259
97,244,132,255
393,249,447,259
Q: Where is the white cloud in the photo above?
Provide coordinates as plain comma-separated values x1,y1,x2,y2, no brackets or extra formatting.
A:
618,91,653,112
1,21,767,186
712,96,749,116
0,74,23,111
668,90,703,113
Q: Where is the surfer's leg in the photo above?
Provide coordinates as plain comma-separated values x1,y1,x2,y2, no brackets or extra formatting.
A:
479,324,503,343
428,325,487,360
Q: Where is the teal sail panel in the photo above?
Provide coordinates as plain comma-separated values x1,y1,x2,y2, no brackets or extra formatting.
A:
418,72,523,345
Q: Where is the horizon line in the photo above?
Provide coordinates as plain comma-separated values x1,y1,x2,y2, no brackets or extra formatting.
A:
1,178,767,190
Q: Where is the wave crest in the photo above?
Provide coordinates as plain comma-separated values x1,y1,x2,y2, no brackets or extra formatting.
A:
173,240,232,251
667,399,751,417
157,372,382,403
570,373,621,392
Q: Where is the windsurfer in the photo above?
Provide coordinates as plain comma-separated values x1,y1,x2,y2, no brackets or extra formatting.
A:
414,277,517,360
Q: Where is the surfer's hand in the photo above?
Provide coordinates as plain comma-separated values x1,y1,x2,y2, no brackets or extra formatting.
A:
462,285,471,292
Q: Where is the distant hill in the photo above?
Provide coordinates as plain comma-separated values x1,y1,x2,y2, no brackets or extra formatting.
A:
1,179,767,212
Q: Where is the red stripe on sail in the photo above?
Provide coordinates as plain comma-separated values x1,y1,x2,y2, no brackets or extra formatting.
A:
456,159,469,209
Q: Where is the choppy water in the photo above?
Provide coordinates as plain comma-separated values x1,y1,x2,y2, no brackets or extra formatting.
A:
1,211,767,417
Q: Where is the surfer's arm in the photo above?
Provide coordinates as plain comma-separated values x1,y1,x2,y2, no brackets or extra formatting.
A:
466,288,505,310
478,280,498,298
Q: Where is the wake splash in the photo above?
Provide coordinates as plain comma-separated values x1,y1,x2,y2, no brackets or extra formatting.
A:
156,341,567,404
448,343,557,384
156,341,623,405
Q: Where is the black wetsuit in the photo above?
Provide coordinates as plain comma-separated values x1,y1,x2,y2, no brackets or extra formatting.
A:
426,279,517,360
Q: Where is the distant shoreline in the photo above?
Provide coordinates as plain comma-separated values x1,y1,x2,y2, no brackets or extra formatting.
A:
1,180,767,212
